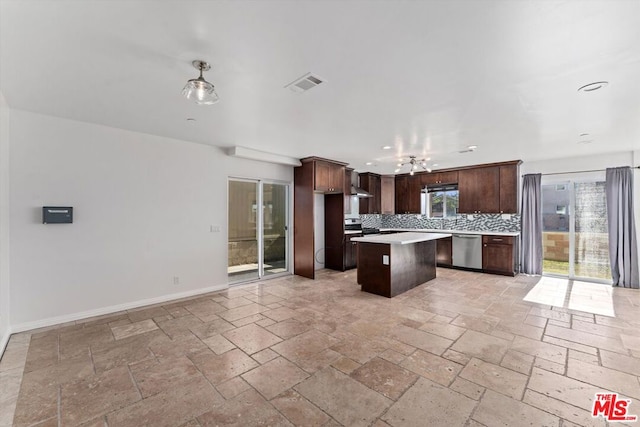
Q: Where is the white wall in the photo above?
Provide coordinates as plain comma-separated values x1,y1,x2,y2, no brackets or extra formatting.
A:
0,91,10,352
9,110,293,329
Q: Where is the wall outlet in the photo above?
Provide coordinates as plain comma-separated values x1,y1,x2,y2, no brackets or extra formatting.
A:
382,255,390,265
501,214,511,220
210,225,221,233
467,214,474,220
173,276,180,285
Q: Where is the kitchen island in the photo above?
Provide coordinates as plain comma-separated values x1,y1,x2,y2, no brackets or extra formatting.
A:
351,232,451,297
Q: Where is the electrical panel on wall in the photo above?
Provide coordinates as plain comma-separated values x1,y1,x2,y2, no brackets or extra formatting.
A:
43,206,73,224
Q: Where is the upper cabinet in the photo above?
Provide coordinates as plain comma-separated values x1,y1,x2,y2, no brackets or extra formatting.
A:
359,173,381,214
380,175,395,214
302,157,347,193
395,174,422,214
499,164,519,213
422,170,458,186
457,161,521,214
458,167,500,214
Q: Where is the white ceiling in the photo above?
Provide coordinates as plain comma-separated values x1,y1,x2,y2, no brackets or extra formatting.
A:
1,0,639,173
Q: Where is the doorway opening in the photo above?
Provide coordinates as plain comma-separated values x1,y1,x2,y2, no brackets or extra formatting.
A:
541,179,611,283
227,179,290,284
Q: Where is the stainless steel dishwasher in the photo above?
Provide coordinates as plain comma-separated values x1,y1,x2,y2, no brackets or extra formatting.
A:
452,234,482,269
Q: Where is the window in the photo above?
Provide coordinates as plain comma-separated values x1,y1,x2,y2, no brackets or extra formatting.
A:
422,186,459,218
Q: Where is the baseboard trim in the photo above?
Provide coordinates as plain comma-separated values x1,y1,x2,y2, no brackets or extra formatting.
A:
0,326,11,359
10,283,230,334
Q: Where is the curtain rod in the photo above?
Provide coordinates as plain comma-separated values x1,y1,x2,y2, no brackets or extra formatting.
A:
523,166,640,177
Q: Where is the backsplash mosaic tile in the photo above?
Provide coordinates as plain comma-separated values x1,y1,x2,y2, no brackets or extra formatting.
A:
361,213,520,233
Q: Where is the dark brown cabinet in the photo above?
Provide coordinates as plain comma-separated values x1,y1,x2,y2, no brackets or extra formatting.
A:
359,173,381,214
482,235,515,275
344,233,361,270
395,174,422,214
436,236,452,266
499,164,518,213
381,175,395,214
314,159,345,193
458,166,500,214
294,157,348,279
422,171,458,186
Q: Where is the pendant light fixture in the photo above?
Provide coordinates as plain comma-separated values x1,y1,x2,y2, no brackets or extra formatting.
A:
182,60,219,105
394,155,432,175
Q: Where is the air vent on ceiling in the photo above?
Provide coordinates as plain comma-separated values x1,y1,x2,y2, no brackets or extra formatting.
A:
285,72,325,93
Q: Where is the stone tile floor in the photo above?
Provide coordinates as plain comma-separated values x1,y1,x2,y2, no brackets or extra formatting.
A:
1,268,640,426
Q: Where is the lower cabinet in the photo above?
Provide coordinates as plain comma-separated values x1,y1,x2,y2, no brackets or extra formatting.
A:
436,237,452,266
344,233,361,270
482,235,515,276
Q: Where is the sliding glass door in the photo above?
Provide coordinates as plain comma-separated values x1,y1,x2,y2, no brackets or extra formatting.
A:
542,179,610,282
227,179,289,284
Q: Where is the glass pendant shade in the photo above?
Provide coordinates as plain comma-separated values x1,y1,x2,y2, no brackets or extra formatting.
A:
182,60,219,105
182,77,219,105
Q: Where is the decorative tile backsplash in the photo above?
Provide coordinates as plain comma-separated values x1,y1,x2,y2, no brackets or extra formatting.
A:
361,213,521,233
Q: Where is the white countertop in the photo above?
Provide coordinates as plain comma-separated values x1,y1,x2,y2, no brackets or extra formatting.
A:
379,228,520,237
345,230,363,235
351,232,451,245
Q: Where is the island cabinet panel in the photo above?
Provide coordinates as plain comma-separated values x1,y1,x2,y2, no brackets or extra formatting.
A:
357,240,436,297
458,166,500,214
482,235,515,276
395,174,421,214
499,164,519,213
436,236,452,266
422,170,459,186
380,175,395,214
313,160,345,193
344,233,361,270
359,173,381,214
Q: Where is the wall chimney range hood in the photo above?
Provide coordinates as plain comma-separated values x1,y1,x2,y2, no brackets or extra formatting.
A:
351,171,372,198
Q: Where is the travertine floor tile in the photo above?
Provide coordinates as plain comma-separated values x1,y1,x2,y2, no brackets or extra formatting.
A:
111,319,158,340
5,270,640,426
350,357,417,400
295,367,391,427
450,330,511,364
132,355,202,398
382,377,476,426
197,389,291,427
189,348,258,385
386,324,453,356
473,389,559,426
459,358,528,399
241,357,308,399
60,366,141,426
567,358,640,399
108,375,223,427
270,389,330,426
400,349,461,386
222,323,282,355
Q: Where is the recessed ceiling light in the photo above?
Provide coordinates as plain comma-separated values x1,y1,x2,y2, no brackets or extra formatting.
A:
468,145,478,150
579,133,589,137
382,146,392,150
186,118,196,122
365,162,373,166
432,163,439,167
394,168,401,173
577,81,609,93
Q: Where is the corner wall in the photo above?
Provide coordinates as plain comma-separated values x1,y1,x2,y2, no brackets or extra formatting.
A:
0,91,10,352
9,110,293,330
